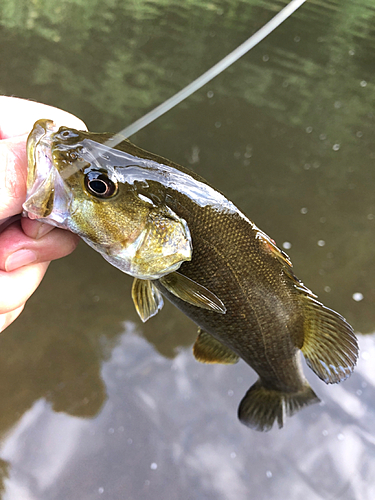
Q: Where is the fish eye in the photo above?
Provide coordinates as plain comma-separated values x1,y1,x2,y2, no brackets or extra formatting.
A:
84,171,118,198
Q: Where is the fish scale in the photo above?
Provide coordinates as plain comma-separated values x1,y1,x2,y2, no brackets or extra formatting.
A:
156,201,304,389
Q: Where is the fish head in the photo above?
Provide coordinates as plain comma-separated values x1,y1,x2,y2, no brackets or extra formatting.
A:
23,119,192,279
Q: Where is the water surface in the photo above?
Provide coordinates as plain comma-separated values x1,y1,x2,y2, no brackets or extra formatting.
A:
1,0,375,498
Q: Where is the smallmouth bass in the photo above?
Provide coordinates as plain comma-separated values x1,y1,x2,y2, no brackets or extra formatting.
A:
23,119,358,431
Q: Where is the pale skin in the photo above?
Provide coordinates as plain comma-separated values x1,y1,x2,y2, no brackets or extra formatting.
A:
0,96,87,332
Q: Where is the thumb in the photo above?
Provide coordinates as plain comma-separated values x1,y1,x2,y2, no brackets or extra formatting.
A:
0,135,28,219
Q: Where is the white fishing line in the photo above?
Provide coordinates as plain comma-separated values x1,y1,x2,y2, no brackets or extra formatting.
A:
106,0,306,145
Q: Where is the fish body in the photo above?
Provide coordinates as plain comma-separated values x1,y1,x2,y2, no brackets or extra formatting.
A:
23,120,358,431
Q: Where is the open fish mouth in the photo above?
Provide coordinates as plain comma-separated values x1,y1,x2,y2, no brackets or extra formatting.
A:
22,119,71,228
26,119,57,199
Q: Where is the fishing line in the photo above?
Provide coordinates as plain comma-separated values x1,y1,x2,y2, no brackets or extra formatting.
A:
7,0,307,234
106,0,306,145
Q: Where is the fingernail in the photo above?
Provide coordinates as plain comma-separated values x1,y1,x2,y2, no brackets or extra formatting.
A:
5,249,37,272
36,223,54,239
25,221,54,240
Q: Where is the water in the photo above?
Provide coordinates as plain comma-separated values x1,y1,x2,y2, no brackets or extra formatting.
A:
1,0,375,498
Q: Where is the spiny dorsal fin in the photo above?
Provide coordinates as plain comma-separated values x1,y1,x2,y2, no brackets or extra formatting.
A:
256,228,315,295
193,328,239,364
159,272,226,314
131,278,164,322
256,229,292,267
300,295,358,384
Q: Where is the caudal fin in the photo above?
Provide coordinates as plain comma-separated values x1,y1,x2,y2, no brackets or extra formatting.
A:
238,379,320,432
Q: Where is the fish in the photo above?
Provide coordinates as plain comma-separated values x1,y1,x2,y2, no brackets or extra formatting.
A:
23,119,359,431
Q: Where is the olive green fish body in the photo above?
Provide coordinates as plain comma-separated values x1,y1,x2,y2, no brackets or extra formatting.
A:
155,200,300,381
23,120,358,431
150,178,357,430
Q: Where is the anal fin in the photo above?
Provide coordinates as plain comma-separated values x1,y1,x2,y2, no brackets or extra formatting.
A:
193,328,239,364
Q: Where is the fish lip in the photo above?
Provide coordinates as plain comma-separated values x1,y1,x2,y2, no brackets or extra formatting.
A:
23,120,57,220
26,119,59,195
27,119,58,175
23,119,72,226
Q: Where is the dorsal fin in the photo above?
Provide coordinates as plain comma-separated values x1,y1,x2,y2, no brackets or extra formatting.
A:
193,328,239,364
256,228,358,383
255,228,292,267
300,295,358,383
257,228,316,295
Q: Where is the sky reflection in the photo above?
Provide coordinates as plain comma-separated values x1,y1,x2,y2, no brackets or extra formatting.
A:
1,326,374,500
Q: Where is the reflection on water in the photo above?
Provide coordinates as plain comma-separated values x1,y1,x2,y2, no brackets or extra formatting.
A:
1,0,375,497
1,328,375,500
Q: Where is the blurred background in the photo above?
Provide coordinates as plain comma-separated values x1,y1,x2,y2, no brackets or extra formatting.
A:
1,0,375,498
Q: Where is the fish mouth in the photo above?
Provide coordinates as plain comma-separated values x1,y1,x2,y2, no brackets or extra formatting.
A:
26,119,58,194
22,119,71,228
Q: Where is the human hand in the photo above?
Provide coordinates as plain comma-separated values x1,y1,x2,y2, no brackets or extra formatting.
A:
0,96,87,332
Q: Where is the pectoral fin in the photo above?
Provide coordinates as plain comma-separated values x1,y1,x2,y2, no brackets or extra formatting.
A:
159,272,226,314
300,295,358,383
131,278,164,322
193,328,239,364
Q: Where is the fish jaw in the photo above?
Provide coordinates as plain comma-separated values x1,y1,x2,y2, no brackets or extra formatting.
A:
23,119,72,229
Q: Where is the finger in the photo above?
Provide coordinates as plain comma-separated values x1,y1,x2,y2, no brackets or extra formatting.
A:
0,96,87,218
0,262,49,313
21,218,55,239
0,135,28,218
0,305,24,333
0,96,87,138
0,222,79,272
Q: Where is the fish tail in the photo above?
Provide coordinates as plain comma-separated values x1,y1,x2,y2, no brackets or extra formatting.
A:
238,379,320,432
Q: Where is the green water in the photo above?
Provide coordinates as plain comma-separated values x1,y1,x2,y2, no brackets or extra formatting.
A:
1,1,375,498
